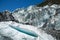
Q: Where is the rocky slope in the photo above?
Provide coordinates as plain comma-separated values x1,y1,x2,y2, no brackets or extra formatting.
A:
37,0,60,7
0,10,18,22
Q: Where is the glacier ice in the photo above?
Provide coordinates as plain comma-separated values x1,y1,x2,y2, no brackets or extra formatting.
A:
12,4,60,30
0,4,60,40
0,21,56,40
12,4,60,40
12,5,50,27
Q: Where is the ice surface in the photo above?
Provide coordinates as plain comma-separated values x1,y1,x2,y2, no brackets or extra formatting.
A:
0,21,56,40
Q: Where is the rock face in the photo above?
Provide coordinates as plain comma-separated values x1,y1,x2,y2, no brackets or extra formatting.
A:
37,0,60,7
0,10,18,22
2,10,14,21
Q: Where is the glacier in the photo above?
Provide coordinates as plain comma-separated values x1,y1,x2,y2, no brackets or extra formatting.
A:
12,4,60,30
0,4,60,40
0,21,56,40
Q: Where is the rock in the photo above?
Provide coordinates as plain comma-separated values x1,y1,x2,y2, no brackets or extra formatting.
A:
0,10,18,22
2,10,15,21
37,0,60,7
